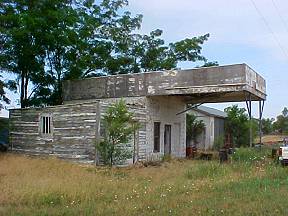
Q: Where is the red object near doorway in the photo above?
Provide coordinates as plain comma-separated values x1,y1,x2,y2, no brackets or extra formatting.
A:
186,146,197,158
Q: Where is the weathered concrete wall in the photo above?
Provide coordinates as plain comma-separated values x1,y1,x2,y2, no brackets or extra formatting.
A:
63,64,266,103
145,96,186,160
10,102,100,163
245,65,266,96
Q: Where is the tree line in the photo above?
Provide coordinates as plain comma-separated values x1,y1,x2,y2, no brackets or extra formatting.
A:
262,107,288,135
0,0,217,109
225,106,288,148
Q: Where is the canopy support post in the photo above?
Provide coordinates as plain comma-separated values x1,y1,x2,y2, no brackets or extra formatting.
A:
246,93,252,147
258,100,265,145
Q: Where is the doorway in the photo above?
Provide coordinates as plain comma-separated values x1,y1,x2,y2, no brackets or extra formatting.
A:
164,125,171,155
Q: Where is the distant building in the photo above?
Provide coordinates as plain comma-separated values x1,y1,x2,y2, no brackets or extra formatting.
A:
189,106,227,150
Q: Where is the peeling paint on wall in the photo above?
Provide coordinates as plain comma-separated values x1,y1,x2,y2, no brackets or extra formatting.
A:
63,64,266,102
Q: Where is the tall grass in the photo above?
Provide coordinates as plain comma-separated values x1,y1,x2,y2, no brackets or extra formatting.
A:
1,151,288,216
185,162,230,180
231,146,271,163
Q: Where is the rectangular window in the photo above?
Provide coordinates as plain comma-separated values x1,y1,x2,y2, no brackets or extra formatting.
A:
40,115,52,135
154,122,160,152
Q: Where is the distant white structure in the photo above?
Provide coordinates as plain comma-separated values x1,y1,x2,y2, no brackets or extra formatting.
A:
189,106,227,150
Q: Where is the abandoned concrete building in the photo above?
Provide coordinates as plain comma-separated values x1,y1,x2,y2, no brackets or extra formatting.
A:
189,106,227,150
9,64,266,163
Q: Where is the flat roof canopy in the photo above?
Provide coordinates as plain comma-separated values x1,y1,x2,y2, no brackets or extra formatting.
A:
63,63,266,104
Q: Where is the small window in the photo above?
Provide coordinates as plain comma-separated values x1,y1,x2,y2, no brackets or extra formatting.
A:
154,122,160,152
40,115,52,135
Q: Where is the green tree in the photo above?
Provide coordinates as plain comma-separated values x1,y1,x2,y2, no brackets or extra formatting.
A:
186,113,205,146
0,74,17,110
224,105,255,147
251,118,259,141
111,30,215,74
0,75,9,109
0,0,46,107
273,108,288,134
1,0,217,107
262,118,274,135
96,99,140,166
196,61,219,68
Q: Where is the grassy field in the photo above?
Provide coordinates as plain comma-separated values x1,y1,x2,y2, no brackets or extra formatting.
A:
1,148,288,216
255,134,286,144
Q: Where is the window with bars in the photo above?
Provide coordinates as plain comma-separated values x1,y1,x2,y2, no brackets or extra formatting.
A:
40,115,52,135
154,122,160,152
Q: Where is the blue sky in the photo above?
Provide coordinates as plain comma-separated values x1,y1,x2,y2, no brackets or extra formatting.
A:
1,0,288,118
126,0,288,118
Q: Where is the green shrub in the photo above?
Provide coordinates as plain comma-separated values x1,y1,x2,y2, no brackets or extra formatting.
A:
95,99,140,166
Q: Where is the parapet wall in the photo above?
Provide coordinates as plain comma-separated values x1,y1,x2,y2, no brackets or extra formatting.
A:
63,64,266,103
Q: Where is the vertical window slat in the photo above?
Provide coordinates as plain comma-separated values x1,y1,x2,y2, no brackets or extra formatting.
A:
48,117,51,134
46,117,49,134
49,117,52,134
42,117,46,134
